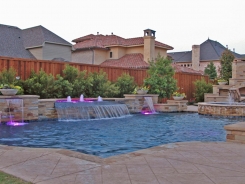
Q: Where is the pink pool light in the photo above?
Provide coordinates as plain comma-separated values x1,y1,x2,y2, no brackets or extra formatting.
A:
6,121,28,126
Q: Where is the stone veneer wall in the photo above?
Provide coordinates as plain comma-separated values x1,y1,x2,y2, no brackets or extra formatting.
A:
154,100,188,112
198,102,245,116
38,99,58,121
225,122,245,143
0,95,39,122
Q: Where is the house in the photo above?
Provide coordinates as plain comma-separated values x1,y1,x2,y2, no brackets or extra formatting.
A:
72,29,173,69
168,38,245,73
0,24,72,61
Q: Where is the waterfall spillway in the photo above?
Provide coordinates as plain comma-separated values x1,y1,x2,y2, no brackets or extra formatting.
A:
55,101,131,121
143,97,156,114
0,98,26,125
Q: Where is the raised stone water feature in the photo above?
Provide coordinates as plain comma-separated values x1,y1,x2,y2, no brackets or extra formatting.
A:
55,97,131,121
199,58,245,117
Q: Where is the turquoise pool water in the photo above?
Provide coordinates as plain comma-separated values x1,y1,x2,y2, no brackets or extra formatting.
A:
0,113,240,158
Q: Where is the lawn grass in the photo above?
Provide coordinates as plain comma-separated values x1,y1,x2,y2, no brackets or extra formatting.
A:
0,171,32,184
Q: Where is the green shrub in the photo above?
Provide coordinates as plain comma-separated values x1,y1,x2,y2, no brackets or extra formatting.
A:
115,73,136,97
23,70,56,98
52,75,73,98
24,70,74,99
62,64,79,83
0,67,17,85
193,77,213,102
86,70,119,98
72,70,92,97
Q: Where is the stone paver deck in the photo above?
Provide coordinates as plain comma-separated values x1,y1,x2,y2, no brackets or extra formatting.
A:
1,141,245,184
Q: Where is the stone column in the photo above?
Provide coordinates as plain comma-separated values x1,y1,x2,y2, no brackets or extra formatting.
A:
192,45,200,71
144,29,155,62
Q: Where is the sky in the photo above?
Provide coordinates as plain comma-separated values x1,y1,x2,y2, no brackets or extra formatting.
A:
2,0,245,54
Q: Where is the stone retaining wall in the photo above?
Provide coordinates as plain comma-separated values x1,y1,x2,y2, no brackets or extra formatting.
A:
198,102,245,116
224,122,245,143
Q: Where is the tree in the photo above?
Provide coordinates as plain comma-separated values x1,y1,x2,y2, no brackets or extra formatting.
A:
204,61,217,79
220,49,234,82
144,55,177,101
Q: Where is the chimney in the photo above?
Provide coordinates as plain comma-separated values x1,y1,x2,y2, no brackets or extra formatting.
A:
143,29,155,62
192,45,200,71
97,32,99,35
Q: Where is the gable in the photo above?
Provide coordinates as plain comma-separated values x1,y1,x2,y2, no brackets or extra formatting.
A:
22,26,72,48
0,24,36,59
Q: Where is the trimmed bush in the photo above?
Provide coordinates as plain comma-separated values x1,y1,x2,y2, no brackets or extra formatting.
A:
115,73,136,97
193,77,213,102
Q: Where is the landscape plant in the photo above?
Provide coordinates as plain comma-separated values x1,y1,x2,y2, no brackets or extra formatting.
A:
86,70,119,98
115,73,136,97
62,65,91,97
204,61,217,79
220,49,235,83
193,77,213,102
0,67,24,95
0,67,16,85
144,55,177,102
23,69,72,98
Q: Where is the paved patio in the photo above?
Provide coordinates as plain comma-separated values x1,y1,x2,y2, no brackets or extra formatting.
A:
1,142,245,184
1,106,245,184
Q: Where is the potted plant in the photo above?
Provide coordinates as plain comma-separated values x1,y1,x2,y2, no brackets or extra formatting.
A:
172,91,186,100
0,84,21,96
217,78,227,85
133,86,149,95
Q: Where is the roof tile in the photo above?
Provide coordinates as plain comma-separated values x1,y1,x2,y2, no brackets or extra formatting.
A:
100,53,149,69
73,34,173,50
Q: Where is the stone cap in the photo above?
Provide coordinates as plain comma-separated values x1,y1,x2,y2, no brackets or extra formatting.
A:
224,122,245,131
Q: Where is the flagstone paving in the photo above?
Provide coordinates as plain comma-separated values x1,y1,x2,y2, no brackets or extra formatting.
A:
1,141,245,184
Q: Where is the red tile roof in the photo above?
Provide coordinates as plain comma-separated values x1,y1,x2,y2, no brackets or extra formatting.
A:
172,63,204,75
73,34,173,50
100,53,204,74
100,53,149,69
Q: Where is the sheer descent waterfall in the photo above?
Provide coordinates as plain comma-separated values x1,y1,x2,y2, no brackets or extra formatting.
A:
144,97,156,114
55,101,131,121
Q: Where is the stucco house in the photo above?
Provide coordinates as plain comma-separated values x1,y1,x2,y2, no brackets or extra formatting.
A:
168,38,245,74
72,29,174,69
0,24,72,61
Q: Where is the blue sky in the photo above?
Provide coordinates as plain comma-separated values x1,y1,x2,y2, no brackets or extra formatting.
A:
2,0,245,53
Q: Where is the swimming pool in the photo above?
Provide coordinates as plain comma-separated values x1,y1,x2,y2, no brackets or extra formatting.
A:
0,113,240,158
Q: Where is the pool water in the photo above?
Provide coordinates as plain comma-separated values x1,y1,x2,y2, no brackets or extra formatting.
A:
0,113,240,158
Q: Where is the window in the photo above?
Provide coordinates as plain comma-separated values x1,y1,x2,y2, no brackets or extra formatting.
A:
110,52,112,58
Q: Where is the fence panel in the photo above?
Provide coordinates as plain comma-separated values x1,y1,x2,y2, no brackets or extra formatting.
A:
0,57,209,99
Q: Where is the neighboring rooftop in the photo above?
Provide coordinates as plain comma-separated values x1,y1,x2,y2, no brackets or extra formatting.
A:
100,53,149,69
169,38,244,63
73,33,173,50
0,24,35,59
100,53,203,74
22,25,72,48
0,24,71,59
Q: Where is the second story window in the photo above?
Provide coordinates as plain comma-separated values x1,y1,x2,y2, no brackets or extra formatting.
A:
110,52,112,58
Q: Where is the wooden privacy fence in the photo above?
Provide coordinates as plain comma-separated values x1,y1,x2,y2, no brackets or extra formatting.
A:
0,56,209,99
